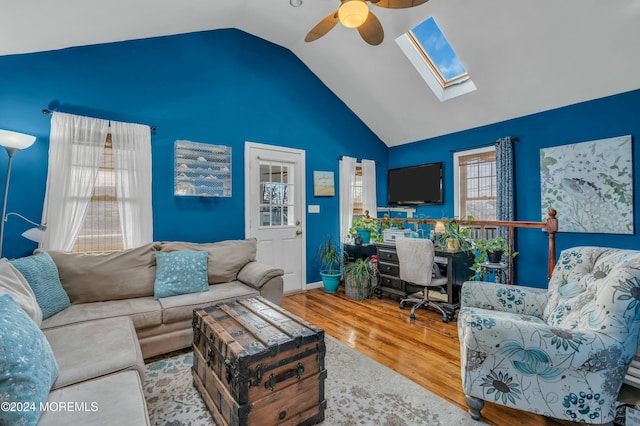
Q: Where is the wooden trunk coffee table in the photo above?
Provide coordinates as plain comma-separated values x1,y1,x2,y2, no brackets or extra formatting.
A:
192,297,327,426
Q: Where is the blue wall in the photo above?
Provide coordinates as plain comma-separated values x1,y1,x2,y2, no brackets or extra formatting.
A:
390,89,640,288
0,29,389,283
3,27,639,289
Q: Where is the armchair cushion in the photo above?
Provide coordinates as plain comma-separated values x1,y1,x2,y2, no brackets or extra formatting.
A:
461,281,548,317
544,247,640,332
459,307,627,372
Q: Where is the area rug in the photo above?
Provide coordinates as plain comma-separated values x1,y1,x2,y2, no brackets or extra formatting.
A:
143,335,484,425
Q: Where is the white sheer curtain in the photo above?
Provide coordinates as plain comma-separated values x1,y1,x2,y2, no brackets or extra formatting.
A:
361,159,377,218
40,112,109,250
111,121,153,248
339,156,356,243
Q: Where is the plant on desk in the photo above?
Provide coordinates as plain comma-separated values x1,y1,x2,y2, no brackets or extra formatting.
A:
344,258,376,300
317,236,345,293
349,210,381,244
436,216,474,251
469,236,518,281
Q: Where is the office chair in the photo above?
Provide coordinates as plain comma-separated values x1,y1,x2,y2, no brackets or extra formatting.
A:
396,237,450,322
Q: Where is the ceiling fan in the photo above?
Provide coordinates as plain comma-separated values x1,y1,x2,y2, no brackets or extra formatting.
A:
304,0,429,46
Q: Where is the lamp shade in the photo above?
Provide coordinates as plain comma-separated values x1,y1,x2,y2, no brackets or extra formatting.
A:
338,0,369,28
21,227,45,243
434,221,445,234
0,129,36,150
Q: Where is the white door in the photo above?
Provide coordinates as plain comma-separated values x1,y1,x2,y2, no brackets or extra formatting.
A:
245,142,306,293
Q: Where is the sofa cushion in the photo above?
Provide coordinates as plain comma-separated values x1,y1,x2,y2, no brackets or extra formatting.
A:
44,316,145,390
40,242,158,304
41,297,162,330
159,238,257,284
38,370,150,426
154,250,209,299
159,281,259,324
0,294,59,426
0,258,43,326
10,252,71,319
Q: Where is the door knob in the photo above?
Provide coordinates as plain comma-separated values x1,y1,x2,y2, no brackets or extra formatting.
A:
296,230,303,235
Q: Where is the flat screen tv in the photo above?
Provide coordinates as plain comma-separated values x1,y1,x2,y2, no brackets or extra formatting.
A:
387,162,443,206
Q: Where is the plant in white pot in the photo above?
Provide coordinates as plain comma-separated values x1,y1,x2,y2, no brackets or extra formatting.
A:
344,257,376,300
317,236,345,293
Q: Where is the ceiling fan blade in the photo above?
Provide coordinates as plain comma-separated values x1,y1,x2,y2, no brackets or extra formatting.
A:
371,0,428,9
358,12,384,45
305,11,340,42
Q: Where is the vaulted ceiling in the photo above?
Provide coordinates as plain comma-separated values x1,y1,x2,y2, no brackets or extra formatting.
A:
3,1,640,147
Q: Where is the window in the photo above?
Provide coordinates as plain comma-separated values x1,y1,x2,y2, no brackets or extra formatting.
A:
454,146,496,220
352,165,363,215
396,17,476,101
259,161,294,227
72,134,124,253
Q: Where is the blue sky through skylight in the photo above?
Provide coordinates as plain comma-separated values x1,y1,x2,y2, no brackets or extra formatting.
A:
411,17,466,81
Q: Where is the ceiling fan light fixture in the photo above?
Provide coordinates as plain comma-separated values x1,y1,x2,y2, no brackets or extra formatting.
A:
338,0,369,28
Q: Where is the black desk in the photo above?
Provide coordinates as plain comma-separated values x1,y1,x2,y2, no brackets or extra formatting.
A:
374,243,474,319
344,244,377,263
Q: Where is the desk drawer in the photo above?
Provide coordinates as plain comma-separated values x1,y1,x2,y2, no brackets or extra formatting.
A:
377,261,399,277
379,275,403,291
377,248,398,263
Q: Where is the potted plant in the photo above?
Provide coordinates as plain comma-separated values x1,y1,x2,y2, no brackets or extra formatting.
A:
470,236,518,280
349,211,381,244
317,236,345,293
436,216,473,251
344,257,376,300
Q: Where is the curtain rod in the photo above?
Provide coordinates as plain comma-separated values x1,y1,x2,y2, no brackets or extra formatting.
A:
449,136,519,153
42,109,157,131
337,155,381,165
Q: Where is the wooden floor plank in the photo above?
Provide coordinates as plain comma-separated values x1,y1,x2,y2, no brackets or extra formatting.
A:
282,287,562,426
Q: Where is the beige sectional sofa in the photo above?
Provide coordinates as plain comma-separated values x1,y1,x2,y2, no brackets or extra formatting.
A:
1,238,284,425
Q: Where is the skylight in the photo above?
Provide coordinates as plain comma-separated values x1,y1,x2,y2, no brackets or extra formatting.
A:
396,17,476,102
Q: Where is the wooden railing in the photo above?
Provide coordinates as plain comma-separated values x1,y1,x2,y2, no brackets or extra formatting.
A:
375,209,558,284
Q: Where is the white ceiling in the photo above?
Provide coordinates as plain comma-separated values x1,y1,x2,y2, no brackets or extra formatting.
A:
3,0,640,147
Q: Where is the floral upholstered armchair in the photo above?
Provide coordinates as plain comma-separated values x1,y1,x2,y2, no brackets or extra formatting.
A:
457,246,640,425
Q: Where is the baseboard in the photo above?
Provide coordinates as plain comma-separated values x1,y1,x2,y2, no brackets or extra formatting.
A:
306,281,324,289
284,281,324,296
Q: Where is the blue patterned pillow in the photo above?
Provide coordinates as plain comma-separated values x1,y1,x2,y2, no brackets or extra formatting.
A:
10,252,70,320
154,251,209,299
0,294,59,425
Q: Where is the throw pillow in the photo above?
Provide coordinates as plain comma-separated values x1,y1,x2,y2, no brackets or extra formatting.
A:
10,252,71,320
159,239,257,284
0,294,59,426
0,258,43,326
154,250,209,299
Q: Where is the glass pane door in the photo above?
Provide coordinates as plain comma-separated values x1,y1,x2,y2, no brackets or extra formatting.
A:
259,161,295,227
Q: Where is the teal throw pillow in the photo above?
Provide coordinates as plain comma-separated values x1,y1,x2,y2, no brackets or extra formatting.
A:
154,250,209,299
0,294,59,426
10,252,70,320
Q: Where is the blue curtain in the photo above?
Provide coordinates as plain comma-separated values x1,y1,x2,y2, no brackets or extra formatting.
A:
496,137,514,239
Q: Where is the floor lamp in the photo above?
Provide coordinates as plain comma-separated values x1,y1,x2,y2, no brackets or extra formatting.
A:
0,129,39,258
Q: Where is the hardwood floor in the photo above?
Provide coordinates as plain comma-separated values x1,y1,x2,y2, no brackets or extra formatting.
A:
282,287,562,426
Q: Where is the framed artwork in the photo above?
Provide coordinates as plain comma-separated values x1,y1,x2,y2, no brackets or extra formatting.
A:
313,171,335,196
540,135,633,234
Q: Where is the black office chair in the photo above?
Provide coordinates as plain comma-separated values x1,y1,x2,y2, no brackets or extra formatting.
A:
396,238,450,322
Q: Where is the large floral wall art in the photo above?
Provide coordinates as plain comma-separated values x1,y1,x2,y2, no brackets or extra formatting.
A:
540,135,633,234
